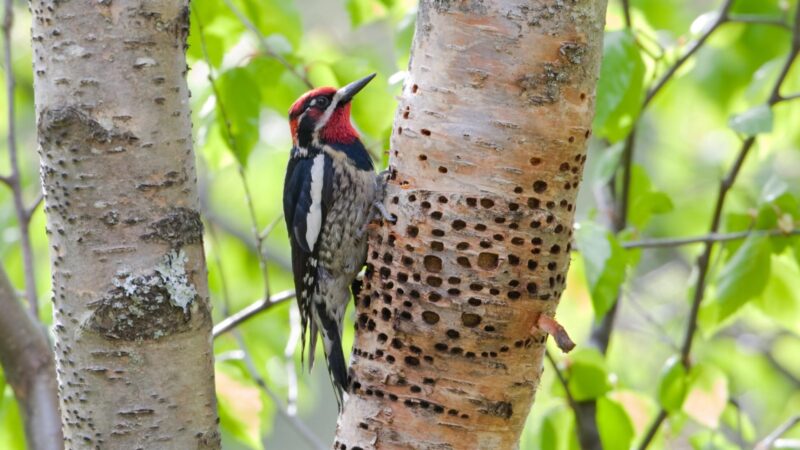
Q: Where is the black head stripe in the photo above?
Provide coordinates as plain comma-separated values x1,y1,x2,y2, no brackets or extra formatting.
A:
297,113,316,149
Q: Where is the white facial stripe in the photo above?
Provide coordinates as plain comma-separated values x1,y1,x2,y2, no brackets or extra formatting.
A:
305,154,325,250
314,90,343,133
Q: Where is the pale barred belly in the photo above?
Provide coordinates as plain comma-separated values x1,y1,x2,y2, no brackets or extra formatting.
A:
316,162,376,300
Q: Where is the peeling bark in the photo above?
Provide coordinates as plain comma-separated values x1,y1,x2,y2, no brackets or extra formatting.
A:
335,0,608,448
31,0,219,448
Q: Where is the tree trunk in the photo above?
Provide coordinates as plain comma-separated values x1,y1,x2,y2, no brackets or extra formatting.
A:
335,1,608,448
31,1,220,448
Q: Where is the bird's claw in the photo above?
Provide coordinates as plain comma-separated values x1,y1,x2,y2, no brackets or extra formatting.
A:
373,200,396,224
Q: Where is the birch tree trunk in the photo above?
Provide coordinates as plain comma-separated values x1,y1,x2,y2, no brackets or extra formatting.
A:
336,1,608,448
31,0,220,448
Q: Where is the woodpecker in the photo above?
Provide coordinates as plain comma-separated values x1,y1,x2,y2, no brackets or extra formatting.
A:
283,73,392,405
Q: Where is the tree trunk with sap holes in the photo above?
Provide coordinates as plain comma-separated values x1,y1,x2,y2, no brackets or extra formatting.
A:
335,0,608,448
31,0,220,448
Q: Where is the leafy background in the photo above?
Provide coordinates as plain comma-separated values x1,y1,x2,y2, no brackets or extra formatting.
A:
1,0,800,448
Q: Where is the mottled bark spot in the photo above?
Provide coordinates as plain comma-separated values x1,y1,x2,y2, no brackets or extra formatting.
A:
141,207,203,248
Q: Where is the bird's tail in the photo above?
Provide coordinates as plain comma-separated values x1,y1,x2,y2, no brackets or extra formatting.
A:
314,303,348,408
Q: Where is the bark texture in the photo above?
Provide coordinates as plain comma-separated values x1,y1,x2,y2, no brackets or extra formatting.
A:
335,1,608,448
0,266,63,449
31,0,220,448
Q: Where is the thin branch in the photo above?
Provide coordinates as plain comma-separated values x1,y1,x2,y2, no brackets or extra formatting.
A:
755,416,800,450
623,228,800,249
0,264,62,449
681,2,800,368
239,166,273,301
233,332,327,450
2,0,38,318
218,0,312,89
545,350,577,410
25,191,44,221
727,398,746,450
547,351,601,450
728,14,791,30
775,92,800,103
643,0,735,108
284,303,301,416
194,7,275,303
620,0,631,28
213,290,296,339
639,7,800,448
259,214,284,240
638,410,668,450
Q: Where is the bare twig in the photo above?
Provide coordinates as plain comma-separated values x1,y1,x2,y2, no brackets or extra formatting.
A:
545,350,577,410
259,214,284,240
0,265,62,449
213,290,296,338
729,14,790,29
193,7,276,303
2,0,38,318
755,416,800,450
638,7,800,448
620,0,631,28
284,304,302,415
643,0,735,108
26,191,44,221
638,410,668,450
623,228,800,249
199,198,292,270
546,351,601,450
775,92,800,103
239,166,273,301
233,332,327,450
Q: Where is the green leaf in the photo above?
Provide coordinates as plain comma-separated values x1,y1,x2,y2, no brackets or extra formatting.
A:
593,30,646,142
596,396,634,450
682,364,728,429
753,253,800,334
575,222,628,318
0,388,25,450
657,356,689,413
217,369,263,449
187,2,244,67
567,348,612,401
710,235,771,321
689,431,739,450
346,0,389,27
216,68,261,166
627,165,674,229
539,406,580,450
237,0,302,49
729,104,773,136
630,191,674,229
760,176,789,204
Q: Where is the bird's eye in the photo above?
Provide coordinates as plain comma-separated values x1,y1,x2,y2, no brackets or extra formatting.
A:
314,96,330,108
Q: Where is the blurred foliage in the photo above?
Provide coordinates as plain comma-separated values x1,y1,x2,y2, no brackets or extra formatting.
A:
1,0,800,448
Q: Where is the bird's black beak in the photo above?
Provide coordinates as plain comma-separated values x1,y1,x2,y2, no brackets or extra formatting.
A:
337,73,376,104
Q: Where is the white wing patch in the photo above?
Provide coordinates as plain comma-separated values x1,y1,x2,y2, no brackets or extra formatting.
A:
305,154,325,250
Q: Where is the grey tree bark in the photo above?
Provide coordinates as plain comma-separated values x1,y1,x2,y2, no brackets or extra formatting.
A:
335,1,608,448
31,0,220,448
